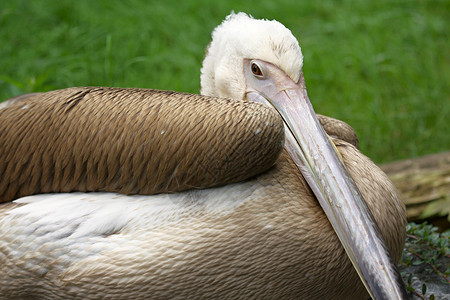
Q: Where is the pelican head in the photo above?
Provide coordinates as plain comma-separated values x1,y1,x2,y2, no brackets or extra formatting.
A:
201,13,406,299
201,12,302,100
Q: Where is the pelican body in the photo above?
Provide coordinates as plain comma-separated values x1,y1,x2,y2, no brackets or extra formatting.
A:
0,13,407,299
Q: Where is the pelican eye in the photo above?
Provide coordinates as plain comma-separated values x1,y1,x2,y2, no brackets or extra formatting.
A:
251,62,264,78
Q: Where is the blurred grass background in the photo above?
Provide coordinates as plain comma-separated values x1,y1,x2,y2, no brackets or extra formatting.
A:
0,0,448,164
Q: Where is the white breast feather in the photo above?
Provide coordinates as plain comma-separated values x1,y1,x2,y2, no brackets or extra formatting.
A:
0,180,264,268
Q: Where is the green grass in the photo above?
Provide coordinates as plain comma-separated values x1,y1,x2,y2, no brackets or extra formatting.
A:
0,0,448,163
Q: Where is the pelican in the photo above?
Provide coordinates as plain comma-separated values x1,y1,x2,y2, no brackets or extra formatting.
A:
0,13,406,299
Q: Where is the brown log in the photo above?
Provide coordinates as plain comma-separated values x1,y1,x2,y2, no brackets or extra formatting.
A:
380,152,450,223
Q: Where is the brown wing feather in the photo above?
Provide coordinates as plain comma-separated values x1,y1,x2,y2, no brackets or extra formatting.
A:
0,87,284,202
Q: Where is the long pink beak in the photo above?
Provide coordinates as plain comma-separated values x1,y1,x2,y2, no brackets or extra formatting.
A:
244,59,407,300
